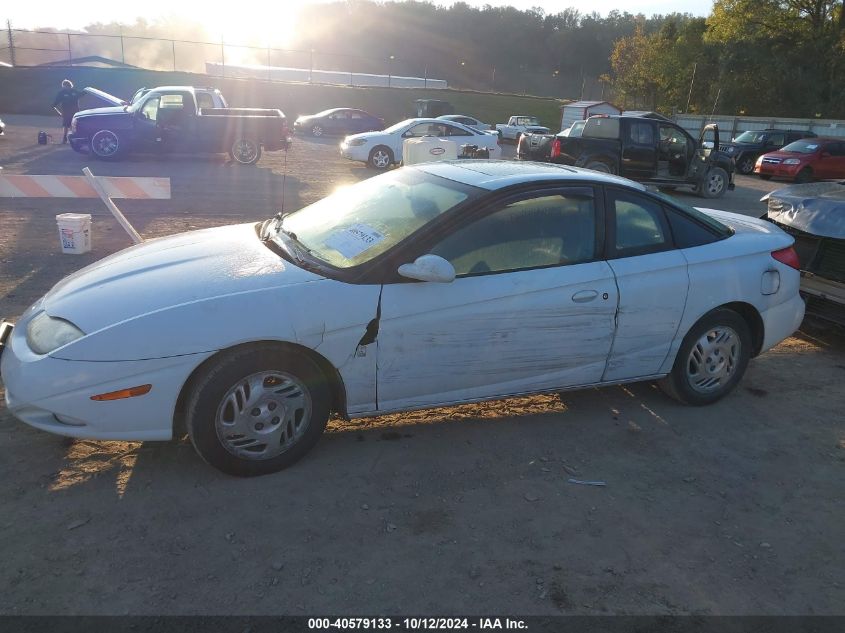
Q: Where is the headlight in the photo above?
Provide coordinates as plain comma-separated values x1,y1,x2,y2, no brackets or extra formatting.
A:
782,158,801,165
347,138,367,146
26,312,85,354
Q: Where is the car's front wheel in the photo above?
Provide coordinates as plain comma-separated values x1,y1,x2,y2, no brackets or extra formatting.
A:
367,145,393,169
90,129,123,160
658,308,751,406
699,167,728,198
185,345,331,476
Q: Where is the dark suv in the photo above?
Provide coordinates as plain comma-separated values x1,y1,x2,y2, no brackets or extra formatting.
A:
721,128,816,175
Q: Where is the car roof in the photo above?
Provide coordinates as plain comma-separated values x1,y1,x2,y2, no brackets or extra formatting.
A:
415,160,647,192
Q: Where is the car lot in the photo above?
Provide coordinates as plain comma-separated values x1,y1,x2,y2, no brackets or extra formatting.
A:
1,114,844,615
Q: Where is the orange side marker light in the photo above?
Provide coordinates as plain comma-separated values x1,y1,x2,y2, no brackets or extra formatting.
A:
90,384,152,401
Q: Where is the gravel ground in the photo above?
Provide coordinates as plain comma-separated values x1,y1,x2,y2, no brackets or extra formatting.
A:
1,115,843,616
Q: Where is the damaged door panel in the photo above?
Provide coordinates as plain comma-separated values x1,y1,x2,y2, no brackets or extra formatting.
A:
375,262,619,412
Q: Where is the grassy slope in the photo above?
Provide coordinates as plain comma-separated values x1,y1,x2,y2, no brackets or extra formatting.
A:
0,67,564,130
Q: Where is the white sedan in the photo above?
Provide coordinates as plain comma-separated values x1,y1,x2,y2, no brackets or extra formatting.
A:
0,162,804,476
340,118,501,169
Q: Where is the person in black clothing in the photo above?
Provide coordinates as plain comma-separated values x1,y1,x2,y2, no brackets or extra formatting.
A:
53,79,84,144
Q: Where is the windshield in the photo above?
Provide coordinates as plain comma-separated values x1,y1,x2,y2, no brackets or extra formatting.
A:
733,131,768,144
780,140,821,154
279,169,481,268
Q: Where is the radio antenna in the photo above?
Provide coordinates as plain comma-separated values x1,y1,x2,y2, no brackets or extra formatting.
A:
280,142,288,216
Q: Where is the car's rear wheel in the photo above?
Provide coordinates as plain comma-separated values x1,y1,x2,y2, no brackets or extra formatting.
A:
658,308,751,406
367,145,393,170
699,167,728,198
90,129,123,160
311,124,324,137
794,167,813,183
185,345,331,476
229,137,262,165
585,160,613,174
737,155,755,174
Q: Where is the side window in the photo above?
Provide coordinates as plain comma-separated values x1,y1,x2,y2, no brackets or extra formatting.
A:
196,93,214,110
160,94,184,109
609,190,670,256
405,123,443,137
629,122,654,145
665,207,720,248
350,111,364,119
769,133,785,146
430,192,596,276
446,124,472,137
140,97,160,121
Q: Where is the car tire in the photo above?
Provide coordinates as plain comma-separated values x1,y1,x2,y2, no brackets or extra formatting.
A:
658,308,751,406
229,136,262,165
185,345,331,477
699,166,728,198
89,129,123,160
759,174,773,181
737,155,756,175
367,145,393,170
311,124,323,137
794,167,813,183
585,161,613,174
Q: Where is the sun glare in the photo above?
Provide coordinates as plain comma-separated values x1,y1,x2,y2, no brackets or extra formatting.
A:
202,4,301,48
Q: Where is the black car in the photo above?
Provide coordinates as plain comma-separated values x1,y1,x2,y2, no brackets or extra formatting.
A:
722,128,816,175
294,108,384,137
518,114,735,198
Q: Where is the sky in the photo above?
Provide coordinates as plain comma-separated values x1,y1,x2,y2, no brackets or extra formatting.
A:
5,0,715,34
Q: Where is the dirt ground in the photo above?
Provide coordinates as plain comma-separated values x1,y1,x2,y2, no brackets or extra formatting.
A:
1,115,843,616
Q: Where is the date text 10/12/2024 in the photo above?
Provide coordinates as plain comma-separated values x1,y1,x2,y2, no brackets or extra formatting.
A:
308,618,528,630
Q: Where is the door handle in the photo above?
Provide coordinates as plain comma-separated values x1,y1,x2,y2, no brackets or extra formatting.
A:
571,290,598,303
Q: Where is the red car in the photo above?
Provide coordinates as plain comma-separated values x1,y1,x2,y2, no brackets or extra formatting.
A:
755,137,845,182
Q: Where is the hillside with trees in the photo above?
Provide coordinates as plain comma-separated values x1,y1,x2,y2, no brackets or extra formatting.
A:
5,0,845,117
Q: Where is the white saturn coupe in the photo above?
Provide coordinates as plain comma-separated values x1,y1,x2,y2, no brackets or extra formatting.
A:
0,162,804,476
340,118,501,169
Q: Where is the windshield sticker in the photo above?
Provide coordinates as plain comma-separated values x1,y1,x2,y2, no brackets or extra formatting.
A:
324,223,386,259
805,144,818,149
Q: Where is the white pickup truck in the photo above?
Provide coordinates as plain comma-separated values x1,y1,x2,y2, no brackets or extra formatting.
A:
495,115,550,141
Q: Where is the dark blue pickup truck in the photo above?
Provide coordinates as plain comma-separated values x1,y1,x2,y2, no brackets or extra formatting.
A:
69,86,290,164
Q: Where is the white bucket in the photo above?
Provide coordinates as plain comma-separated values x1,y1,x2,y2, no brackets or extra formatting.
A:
403,136,458,166
56,213,92,254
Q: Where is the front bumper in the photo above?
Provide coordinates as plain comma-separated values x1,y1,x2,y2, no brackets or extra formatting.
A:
1,325,212,441
755,163,802,179
340,142,369,162
67,134,88,153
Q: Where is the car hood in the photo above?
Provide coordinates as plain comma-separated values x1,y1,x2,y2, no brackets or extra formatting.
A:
42,223,324,334
344,130,387,142
763,182,845,239
761,149,810,160
74,105,128,118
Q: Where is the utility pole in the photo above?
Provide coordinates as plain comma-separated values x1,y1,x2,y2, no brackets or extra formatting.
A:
171,40,176,71
221,37,225,78
119,26,125,65
6,20,15,66
67,32,72,66
685,62,697,113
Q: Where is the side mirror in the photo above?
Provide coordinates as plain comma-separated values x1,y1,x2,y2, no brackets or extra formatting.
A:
397,254,456,283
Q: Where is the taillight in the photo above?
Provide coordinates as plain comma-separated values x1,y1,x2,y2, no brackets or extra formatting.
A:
550,138,561,159
771,246,800,270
